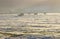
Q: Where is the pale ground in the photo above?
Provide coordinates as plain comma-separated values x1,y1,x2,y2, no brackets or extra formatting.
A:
0,13,60,37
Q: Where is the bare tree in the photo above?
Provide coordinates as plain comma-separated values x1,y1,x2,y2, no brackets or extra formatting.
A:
34,13,37,15
18,13,24,16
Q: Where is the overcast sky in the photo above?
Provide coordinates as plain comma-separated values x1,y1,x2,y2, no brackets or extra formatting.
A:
0,0,60,13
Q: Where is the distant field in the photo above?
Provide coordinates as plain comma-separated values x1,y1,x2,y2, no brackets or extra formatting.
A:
0,13,60,37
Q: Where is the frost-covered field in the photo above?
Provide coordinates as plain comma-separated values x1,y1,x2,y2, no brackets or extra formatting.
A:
0,13,60,39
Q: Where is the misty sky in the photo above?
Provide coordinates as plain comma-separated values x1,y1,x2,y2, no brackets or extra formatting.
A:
0,0,60,13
